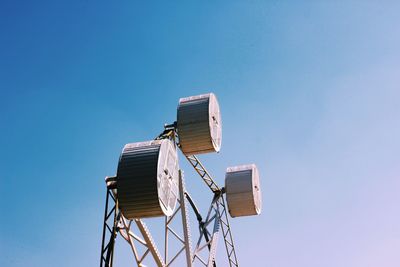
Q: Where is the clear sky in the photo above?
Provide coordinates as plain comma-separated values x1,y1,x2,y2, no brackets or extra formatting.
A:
1,1,399,267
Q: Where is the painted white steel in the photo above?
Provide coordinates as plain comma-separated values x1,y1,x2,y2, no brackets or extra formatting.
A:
177,93,222,155
225,164,262,217
117,139,179,219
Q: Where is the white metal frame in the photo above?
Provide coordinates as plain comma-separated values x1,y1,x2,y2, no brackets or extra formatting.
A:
100,126,239,267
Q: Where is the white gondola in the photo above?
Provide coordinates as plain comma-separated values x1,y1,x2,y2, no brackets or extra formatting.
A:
177,93,222,155
225,164,262,217
116,139,179,219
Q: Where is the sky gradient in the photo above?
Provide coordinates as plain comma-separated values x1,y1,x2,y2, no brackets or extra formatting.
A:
1,1,399,266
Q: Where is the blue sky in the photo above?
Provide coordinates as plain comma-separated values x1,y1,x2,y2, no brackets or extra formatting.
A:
1,1,399,266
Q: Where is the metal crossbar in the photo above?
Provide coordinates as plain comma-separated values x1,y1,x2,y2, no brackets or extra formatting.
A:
217,196,239,267
100,188,119,267
163,170,193,267
192,193,221,267
184,155,221,193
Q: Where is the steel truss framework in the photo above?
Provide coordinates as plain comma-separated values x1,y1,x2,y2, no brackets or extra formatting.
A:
100,127,239,267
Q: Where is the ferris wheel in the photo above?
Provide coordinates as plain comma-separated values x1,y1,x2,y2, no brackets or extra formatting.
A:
100,93,262,267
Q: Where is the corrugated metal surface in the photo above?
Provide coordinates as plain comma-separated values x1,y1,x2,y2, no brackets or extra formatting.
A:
117,139,179,219
177,93,222,155
225,164,262,217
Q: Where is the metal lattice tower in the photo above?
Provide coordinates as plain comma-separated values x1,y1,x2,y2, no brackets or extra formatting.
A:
100,93,262,267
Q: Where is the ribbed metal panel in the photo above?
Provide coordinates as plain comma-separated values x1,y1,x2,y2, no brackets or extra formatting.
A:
225,164,262,218
117,139,179,219
177,93,222,155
